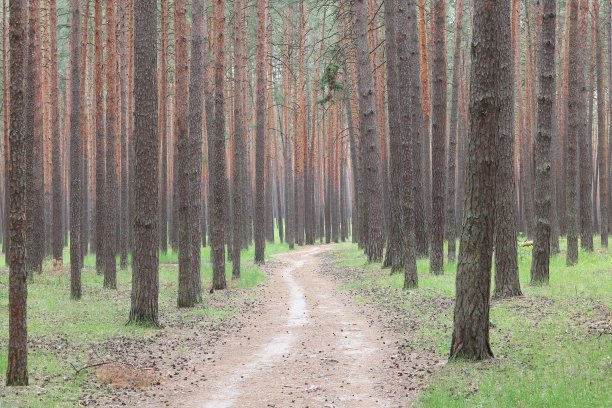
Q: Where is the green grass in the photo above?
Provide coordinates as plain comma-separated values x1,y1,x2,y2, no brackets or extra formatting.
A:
0,234,294,406
333,238,612,408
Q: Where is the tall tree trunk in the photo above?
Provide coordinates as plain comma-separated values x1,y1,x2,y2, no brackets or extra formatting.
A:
450,0,502,361
382,0,403,271
104,0,118,289
578,0,593,251
25,0,43,276
350,0,385,262
94,0,105,274
69,0,83,299
282,16,294,249
79,0,90,264
446,0,464,262
595,0,608,247
566,0,583,265
158,0,169,254
175,0,197,307
2,0,8,255
407,0,428,258
429,0,447,275
608,0,612,236
179,0,206,307
6,0,28,386
494,0,521,298
232,0,246,277
209,0,228,290
294,4,306,246
129,0,159,327
396,1,418,288
254,0,267,263
531,0,557,284
119,0,129,269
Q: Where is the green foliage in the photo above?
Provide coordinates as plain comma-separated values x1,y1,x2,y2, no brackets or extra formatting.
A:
317,61,344,105
333,239,612,408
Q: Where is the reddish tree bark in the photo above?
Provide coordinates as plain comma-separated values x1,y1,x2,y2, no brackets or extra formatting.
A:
104,0,118,288
254,0,267,263
6,0,28,386
209,0,228,290
429,0,447,275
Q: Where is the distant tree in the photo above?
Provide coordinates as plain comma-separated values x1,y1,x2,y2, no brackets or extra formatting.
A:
129,0,159,326
6,0,28,386
450,0,504,361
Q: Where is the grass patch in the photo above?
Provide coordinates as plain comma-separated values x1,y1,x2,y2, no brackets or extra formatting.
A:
0,234,294,405
332,239,612,407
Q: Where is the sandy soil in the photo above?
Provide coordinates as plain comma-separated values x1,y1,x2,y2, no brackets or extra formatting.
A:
94,245,435,407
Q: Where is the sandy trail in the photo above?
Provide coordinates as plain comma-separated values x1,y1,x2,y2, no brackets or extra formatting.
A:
154,244,407,408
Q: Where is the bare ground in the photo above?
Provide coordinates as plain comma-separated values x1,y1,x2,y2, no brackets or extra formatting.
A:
91,244,441,407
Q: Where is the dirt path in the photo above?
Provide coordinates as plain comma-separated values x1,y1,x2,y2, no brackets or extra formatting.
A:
150,245,409,408
107,245,425,407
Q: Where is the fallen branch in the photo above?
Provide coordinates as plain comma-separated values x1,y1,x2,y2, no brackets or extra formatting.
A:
70,360,123,375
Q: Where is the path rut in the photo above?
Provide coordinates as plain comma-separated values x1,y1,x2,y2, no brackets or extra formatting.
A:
137,245,417,407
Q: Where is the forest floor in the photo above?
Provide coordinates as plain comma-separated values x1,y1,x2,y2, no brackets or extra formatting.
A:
0,239,611,407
